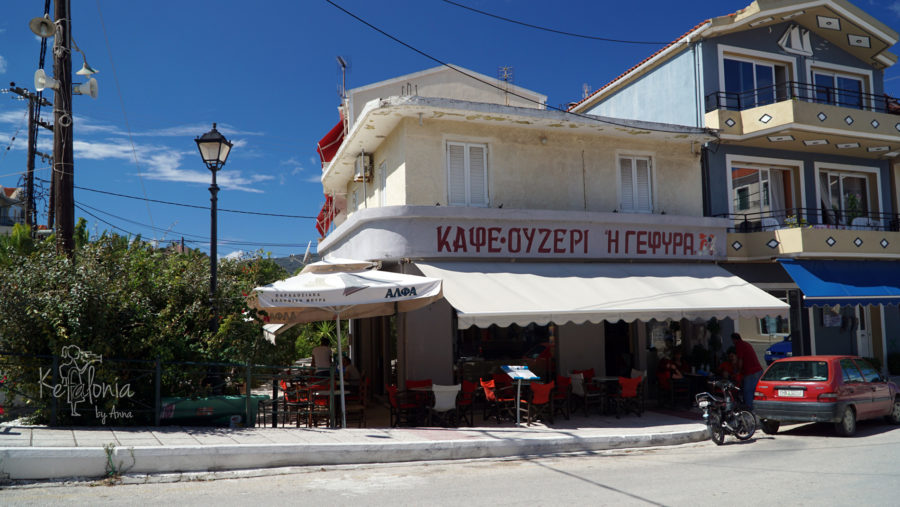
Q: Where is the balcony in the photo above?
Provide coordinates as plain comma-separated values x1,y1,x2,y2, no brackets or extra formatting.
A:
705,82,900,158
720,208,900,260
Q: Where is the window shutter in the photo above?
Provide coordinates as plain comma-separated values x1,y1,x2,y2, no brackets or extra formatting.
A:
447,143,467,205
619,158,634,211
635,158,652,211
468,145,487,206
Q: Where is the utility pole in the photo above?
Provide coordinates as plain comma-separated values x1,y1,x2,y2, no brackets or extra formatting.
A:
6,84,52,231
53,0,75,255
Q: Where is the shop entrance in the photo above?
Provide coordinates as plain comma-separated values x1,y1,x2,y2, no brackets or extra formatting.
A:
605,320,632,377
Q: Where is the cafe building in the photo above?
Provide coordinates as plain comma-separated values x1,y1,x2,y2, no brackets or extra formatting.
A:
313,65,789,394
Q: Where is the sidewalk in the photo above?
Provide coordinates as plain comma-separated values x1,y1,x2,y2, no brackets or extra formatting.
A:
0,411,707,481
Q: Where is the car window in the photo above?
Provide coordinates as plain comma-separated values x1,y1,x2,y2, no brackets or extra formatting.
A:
761,361,828,381
854,359,883,383
840,359,864,383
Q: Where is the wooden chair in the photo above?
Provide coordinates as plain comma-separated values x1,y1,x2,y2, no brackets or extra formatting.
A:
427,384,461,427
344,375,368,428
457,380,477,427
571,373,603,416
480,378,516,423
552,375,572,420
387,385,420,427
520,381,555,426
611,376,644,418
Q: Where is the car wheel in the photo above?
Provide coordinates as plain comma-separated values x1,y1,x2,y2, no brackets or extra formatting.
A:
760,419,780,435
835,406,856,437
886,398,900,425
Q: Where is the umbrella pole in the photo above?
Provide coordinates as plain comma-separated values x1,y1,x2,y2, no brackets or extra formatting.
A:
336,314,347,429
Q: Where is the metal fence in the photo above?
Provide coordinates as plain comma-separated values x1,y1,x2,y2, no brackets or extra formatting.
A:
0,350,326,428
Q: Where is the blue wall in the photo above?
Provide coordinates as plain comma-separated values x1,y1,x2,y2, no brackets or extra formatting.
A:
586,44,702,126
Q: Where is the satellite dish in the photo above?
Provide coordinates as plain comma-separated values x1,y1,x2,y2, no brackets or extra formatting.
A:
29,15,56,38
73,78,98,99
33,69,59,92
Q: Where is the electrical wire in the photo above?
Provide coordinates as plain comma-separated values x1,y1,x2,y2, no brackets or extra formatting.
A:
439,0,668,45
75,199,317,248
95,0,156,230
35,176,316,218
323,0,710,135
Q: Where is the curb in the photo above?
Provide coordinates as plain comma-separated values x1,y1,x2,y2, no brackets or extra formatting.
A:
0,426,708,480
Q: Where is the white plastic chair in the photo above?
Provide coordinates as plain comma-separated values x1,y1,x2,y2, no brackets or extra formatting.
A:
850,217,878,230
427,384,461,426
761,217,780,231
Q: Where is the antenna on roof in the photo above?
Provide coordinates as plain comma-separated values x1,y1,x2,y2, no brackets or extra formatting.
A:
498,66,514,106
337,56,348,100
582,83,592,100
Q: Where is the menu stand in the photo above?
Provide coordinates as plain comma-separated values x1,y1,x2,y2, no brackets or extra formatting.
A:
502,365,540,427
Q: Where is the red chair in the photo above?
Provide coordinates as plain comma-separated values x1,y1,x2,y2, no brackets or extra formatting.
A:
387,385,421,427
406,378,433,407
611,376,644,418
552,375,572,420
480,378,515,423
457,380,477,426
279,379,309,427
520,381,555,426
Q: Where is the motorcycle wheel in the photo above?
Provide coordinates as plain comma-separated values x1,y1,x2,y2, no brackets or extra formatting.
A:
709,413,725,445
734,410,756,440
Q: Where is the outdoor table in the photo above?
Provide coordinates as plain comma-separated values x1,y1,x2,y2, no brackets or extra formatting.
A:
591,376,620,414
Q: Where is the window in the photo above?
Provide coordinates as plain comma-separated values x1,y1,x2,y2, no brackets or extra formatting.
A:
619,156,652,213
818,171,869,225
723,57,788,109
731,166,793,223
840,359,863,383
759,291,790,335
447,142,488,207
813,71,864,109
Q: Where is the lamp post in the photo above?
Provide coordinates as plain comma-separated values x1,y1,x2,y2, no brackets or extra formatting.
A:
195,123,233,332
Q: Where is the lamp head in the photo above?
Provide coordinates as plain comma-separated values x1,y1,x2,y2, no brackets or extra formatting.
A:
28,15,56,38
76,61,99,77
195,123,233,171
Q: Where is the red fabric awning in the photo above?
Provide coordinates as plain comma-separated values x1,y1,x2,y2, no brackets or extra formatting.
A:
315,194,334,237
316,113,345,166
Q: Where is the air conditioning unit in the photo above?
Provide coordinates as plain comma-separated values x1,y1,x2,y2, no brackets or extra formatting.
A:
354,152,372,182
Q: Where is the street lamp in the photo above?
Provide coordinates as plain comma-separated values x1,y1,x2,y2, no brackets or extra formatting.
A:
195,123,233,332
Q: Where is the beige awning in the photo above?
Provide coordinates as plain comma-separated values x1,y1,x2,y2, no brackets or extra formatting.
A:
416,261,788,329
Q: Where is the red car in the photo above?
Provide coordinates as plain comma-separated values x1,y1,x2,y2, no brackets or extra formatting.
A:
754,355,900,437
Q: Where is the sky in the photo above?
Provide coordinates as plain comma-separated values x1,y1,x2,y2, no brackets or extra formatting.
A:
1,0,899,260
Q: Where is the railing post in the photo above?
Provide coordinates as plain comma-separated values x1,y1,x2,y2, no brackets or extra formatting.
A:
50,354,58,426
245,363,252,427
154,357,161,426
272,376,278,428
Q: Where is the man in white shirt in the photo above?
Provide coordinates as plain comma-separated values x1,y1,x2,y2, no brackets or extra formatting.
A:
311,337,332,375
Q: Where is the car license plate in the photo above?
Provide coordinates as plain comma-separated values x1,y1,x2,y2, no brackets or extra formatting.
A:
778,389,803,397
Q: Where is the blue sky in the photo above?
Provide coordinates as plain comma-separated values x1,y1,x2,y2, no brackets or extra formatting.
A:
1,0,899,259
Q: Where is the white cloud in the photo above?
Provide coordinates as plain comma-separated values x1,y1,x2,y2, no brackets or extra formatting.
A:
0,110,28,124
0,55,7,74
890,1,900,17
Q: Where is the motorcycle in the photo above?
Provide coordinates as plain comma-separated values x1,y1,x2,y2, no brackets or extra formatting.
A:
695,379,756,445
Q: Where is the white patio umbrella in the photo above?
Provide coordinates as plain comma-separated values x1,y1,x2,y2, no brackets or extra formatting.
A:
248,258,442,428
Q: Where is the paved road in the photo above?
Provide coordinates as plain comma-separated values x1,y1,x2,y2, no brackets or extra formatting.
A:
3,419,899,506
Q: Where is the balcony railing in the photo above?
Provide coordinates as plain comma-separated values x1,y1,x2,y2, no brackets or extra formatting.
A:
705,81,900,115
714,207,900,233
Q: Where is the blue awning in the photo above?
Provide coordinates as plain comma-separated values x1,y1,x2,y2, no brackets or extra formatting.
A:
778,259,900,307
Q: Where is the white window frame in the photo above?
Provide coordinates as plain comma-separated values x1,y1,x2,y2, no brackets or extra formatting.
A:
446,141,489,207
725,155,805,217
814,162,881,225
616,153,654,213
717,45,798,98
